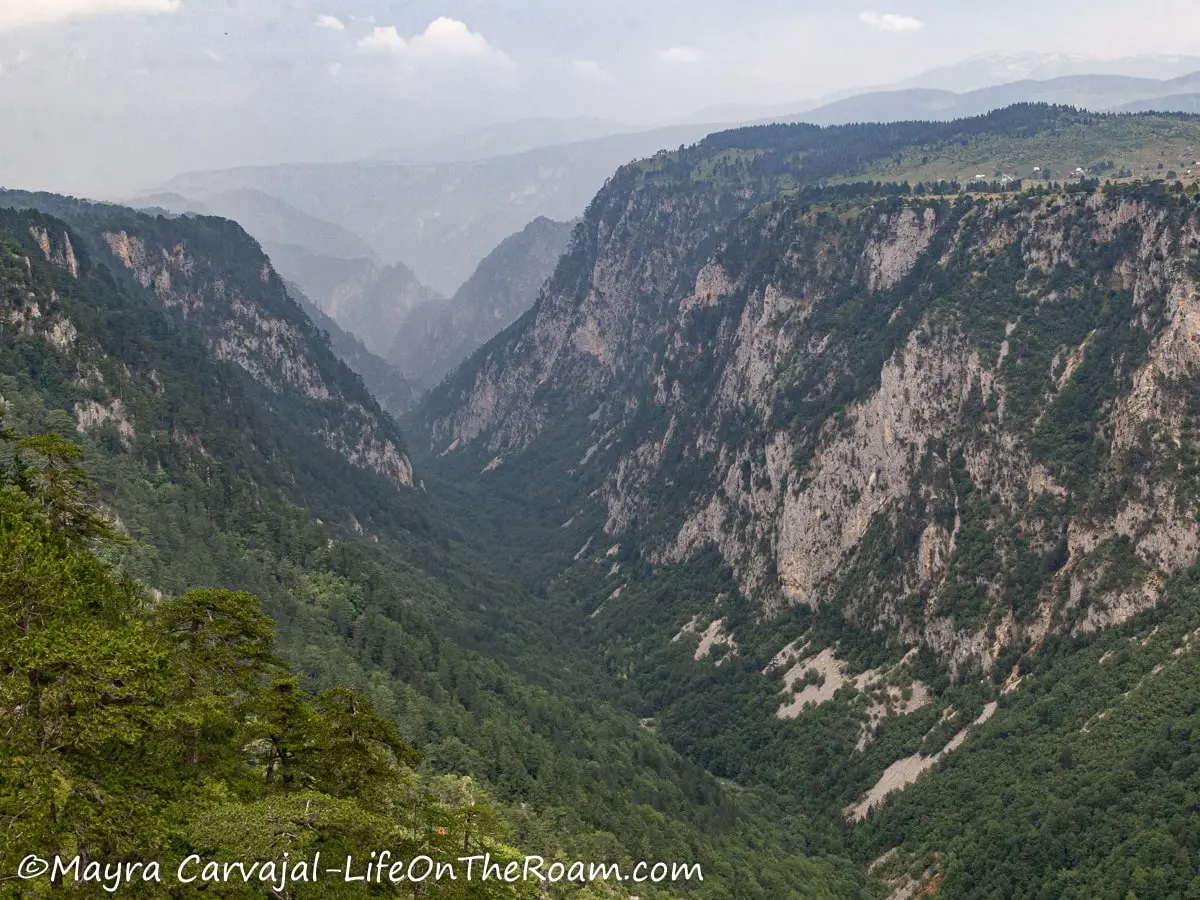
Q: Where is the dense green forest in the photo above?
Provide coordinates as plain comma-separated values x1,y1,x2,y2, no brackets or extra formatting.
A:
0,427,531,898
409,111,1200,898
0,205,855,896
7,108,1200,899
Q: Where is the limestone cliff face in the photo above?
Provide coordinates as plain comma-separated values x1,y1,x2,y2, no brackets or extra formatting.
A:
389,216,576,389
29,225,79,277
95,220,413,488
2,203,421,549
0,194,413,490
421,170,754,455
419,175,1200,668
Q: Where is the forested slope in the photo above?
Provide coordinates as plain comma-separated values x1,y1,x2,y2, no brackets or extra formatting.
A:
10,105,1200,899
0,202,855,898
412,106,1200,896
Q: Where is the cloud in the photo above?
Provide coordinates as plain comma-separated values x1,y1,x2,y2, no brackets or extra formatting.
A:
409,18,510,64
572,59,607,80
858,11,924,32
358,18,510,66
315,14,345,31
358,25,407,54
0,0,179,32
327,61,343,76
659,46,704,64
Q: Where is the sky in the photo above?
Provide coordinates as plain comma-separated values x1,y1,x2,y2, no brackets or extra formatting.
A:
2,0,1200,197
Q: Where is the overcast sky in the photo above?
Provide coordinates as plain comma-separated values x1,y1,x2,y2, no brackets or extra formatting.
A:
3,0,1200,197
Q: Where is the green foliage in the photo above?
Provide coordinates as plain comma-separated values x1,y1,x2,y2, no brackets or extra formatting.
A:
857,567,1200,899
10,112,1200,899
0,430,538,899
0,203,858,897
8,430,124,543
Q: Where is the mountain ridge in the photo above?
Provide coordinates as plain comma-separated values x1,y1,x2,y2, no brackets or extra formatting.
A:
415,107,1200,669
389,215,576,388
0,189,414,489
158,70,1200,298
403,106,1200,894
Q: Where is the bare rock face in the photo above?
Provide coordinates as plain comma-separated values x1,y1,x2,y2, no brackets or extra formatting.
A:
98,221,413,489
75,398,135,448
860,206,938,293
419,175,1200,668
102,231,332,399
773,329,988,607
30,225,79,277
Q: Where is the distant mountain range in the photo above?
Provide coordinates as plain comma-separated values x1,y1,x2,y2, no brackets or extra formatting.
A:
132,189,376,261
1119,92,1200,114
389,216,576,389
368,116,631,164
891,51,1200,92
134,57,1200,411
160,124,725,295
770,70,1200,128
158,65,1200,300
276,250,442,358
677,52,1200,124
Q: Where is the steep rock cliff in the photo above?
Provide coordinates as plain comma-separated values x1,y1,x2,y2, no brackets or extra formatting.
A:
389,216,576,388
0,191,413,489
417,140,1200,668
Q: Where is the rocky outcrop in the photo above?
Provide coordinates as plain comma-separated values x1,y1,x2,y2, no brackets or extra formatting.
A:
98,219,414,488
30,225,79,277
420,175,1200,666
860,206,938,293
845,701,998,821
389,216,576,388
75,398,135,448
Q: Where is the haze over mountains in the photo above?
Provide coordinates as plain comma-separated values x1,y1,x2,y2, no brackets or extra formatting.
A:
773,68,1200,128
124,53,1200,416
388,215,577,387
11,84,1200,896
152,56,1200,301
682,51,1200,122
129,183,573,390
134,188,378,261
159,124,724,295
368,116,632,164
886,50,1200,92
284,279,417,416
13,0,1200,892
